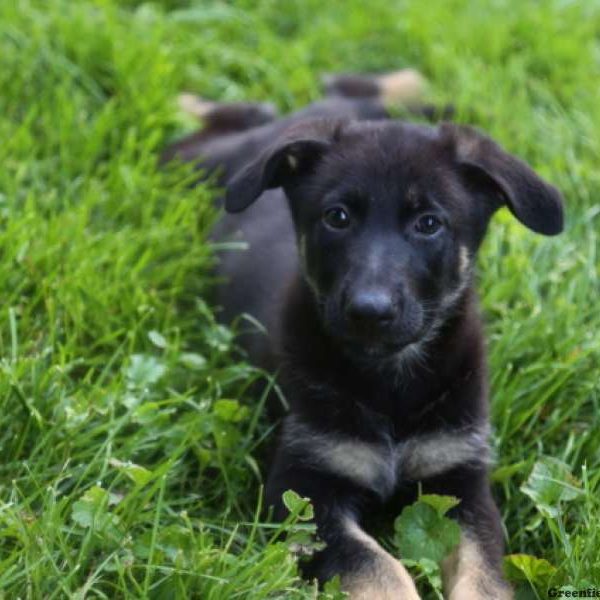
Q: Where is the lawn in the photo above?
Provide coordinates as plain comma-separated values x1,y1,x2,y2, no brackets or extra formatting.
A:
0,0,599,598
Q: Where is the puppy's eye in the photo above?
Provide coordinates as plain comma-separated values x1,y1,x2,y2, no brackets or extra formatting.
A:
414,214,443,236
323,206,351,230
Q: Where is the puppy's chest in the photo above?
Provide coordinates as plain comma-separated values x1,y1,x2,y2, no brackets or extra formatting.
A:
283,417,490,499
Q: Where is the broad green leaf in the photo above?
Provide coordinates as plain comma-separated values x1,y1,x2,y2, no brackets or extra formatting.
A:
204,323,233,352
492,461,526,483
394,502,460,564
71,486,121,536
286,527,324,557
282,489,314,521
504,554,557,587
419,494,460,516
180,352,207,371
125,354,166,389
72,485,108,528
401,557,444,599
109,458,153,486
521,457,582,518
148,330,168,349
416,557,443,598
322,575,348,598
213,399,249,422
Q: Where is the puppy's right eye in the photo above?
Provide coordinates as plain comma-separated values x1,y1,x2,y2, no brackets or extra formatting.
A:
414,214,443,236
322,206,351,230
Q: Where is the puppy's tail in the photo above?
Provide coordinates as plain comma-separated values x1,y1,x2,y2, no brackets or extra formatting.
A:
161,96,278,164
321,68,454,121
322,68,425,103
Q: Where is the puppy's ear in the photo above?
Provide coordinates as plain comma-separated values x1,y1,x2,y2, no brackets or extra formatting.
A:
225,119,342,213
441,123,564,235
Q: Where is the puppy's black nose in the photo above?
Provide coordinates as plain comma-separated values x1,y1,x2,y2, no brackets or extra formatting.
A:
346,290,395,327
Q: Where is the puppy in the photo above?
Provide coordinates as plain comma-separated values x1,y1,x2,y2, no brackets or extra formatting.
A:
165,73,564,599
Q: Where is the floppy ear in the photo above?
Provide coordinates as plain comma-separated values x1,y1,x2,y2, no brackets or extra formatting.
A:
440,123,564,235
225,119,342,213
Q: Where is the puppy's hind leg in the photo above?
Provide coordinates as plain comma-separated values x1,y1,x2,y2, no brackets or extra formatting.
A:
161,95,278,164
177,94,278,132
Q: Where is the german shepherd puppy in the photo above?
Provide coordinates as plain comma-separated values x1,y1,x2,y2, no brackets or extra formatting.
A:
164,71,564,599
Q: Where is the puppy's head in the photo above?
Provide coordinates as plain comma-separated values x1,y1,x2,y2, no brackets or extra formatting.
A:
226,119,563,360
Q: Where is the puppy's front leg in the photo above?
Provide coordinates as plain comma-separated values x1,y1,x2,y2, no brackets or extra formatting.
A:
442,530,512,600
338,516,421,600
267,456,420,600
425,468,513,600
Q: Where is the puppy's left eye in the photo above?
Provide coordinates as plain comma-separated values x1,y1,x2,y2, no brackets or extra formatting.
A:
323,206,351,230
414,214,443,236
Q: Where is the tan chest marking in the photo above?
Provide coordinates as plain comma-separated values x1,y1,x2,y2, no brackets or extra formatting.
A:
283,418,491,497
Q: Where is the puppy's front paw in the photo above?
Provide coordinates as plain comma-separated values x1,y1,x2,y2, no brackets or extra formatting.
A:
445,572,512,600
342,555,421,600
344,578,421,600
442,534,513,600
337,518,421,599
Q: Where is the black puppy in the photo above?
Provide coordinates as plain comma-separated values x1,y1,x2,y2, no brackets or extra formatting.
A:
166,75,563,599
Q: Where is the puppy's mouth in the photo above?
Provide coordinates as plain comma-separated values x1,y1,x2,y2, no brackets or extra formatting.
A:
318,295,431,361
337,329,424,361
343,340,406,360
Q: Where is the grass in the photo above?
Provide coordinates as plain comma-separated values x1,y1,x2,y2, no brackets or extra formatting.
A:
0,0,599,598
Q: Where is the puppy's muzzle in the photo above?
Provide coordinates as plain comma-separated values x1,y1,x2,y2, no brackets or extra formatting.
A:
344,288,397,336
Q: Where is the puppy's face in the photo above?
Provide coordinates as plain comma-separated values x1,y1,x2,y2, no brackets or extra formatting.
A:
226,120,563,360
289,127,483,359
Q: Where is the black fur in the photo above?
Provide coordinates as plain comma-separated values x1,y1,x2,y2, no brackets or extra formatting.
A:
164,84,564,595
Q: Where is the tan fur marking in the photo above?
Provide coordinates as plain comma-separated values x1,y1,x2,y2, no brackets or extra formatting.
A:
459,245,470,275
298,234,307,265
298,235,320,298
402,426,491,481
452,127,482,163
287,153,298,170
322,440,392,490
177,93,215,118
379,68,426,105
392,252,472,377
442,533,512,600
283,418,490,497
283,418,395,495
405,185,420,208
343,519,421,600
